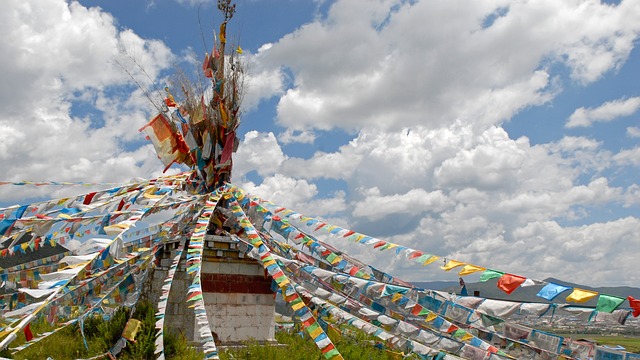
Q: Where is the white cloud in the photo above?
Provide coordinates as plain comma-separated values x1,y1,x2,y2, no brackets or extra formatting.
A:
0,0,175,203
352,188,452,220
2,0,639,288
233,131,287,179
255,0,640,132
239,174,346,217
278,129,317,144
628,126,640,138
237,119,639,285
566,96,640,128
242,44,286,111
613,146,640,166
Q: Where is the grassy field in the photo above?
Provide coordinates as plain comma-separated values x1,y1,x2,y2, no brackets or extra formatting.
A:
4,304,638,359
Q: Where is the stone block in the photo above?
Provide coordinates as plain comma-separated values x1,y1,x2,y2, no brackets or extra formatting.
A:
202,261,220,273
219,262,239,274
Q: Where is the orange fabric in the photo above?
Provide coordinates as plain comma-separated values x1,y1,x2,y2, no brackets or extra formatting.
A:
497,274,526,294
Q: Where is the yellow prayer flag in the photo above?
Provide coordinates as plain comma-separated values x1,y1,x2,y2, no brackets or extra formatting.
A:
425,312,438,322
391,292,403,302
236,46,243,54
308,326,323,339
219,103,228,127
219,22,226,44
441,259,465,271
122,318,143,342
460,332,474,342
327,324,342,342
291,301,305,311
566,288,598,303
263,259,276,267
458,264,486,276
384,350,405,360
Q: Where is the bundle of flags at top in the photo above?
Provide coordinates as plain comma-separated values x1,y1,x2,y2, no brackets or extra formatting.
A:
139,15,242,192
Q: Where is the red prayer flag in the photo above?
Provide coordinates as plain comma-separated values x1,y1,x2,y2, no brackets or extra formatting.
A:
628,296,640,317
83,192,97,205
496,274,526,294
24,323,33,341
373,241,387,249
411,304,423,316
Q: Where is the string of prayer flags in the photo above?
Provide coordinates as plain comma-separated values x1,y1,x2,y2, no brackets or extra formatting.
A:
185,192,221,360
154,240,185,359
231,187,640,318
225,195,343,360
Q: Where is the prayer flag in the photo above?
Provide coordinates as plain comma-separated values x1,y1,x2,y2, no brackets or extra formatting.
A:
628,296,640,317
122,318,143,342
566,288,598,303
496,274,526,294
441,260,465,271
596,294,625,313
24,323,33,341
480,269,504,282
458,264,485,276
536,283,571,301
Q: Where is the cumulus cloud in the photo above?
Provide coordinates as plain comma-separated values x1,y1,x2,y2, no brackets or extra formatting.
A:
566,96,640,128
628,126,640,138
239,174,347,217
0,0,175,203
233,131,287,179
3,0,640,287
255,0,640,132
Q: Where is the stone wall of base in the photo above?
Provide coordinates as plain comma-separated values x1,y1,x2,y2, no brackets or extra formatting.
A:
142,239,276,345
204,292,275,343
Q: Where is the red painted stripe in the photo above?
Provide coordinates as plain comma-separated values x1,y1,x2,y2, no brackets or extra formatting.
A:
201,273,273,294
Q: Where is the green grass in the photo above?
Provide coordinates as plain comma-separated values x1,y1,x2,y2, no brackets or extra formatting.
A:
3,305,428,359
5,302,202,360
219,330,416,360
586,336,640,353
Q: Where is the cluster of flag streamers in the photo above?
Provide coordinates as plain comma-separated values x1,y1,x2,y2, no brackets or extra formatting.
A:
227,187,544,358
225,186,637,359
241,193,640,317
226,192,344,360
138,13,242,190
2,175,639,359
0,175,198,352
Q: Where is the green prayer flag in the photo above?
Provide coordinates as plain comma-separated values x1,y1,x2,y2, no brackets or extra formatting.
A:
323,348,340,359
415,254,432,263
480,269,504,282
596,294,625,313
453,329,466,337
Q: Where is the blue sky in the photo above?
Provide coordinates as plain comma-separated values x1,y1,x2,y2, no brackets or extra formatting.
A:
1,0,639,286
